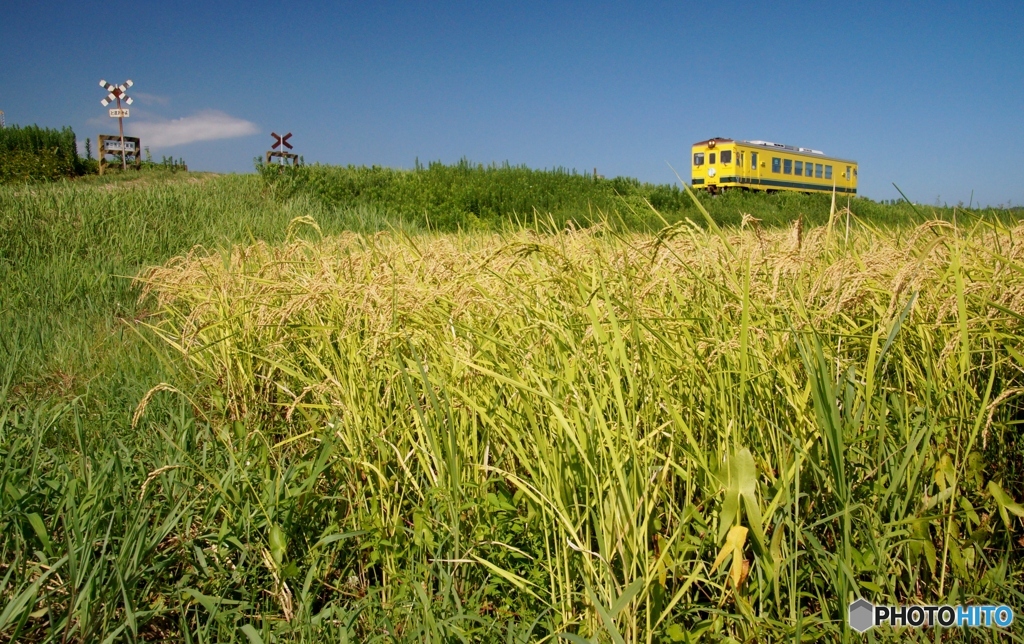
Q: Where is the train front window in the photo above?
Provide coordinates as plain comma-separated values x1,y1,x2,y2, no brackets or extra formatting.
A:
693,153,704,166
783,159,792,174
815,164,823,178
794,161,803,176
825,165,833,180
721,150,732,164
751,153,758,169
771,157,780,173
709,153,716,164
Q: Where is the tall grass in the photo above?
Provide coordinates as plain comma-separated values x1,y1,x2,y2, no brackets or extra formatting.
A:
123,213,1024,640
3,169,1024,641
0,173,420,401
256,159,1018,233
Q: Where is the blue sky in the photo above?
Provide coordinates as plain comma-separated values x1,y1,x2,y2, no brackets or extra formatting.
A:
2,1,1022,205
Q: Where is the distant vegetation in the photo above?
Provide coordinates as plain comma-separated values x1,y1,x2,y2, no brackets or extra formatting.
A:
2,167,1024,641
0,124,86,182
257,158,1020,232
0,123,193,183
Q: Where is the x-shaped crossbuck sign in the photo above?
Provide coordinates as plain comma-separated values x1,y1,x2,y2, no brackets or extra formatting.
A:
100,79,133,106
271,132,293,150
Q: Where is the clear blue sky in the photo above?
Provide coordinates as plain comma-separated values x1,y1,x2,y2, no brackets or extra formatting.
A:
2,1,1022,206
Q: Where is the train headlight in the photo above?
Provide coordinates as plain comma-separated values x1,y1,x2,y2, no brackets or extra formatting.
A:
708,168,717,177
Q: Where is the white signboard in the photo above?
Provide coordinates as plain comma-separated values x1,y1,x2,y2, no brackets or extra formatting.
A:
103,140,136,152
109,108,130,118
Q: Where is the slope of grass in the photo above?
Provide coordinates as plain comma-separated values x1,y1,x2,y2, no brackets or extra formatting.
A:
3,167,1024,641
7,164,980,397
258,159,1020,232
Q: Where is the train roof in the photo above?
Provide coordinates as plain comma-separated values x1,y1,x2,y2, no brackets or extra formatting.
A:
691,138,856,163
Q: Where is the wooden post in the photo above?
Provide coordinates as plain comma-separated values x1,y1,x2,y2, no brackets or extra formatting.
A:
266,150,299,166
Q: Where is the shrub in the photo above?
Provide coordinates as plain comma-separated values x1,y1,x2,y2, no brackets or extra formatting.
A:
0,124,84,182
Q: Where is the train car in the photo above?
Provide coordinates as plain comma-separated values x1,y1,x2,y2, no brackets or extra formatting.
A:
691,138,857,195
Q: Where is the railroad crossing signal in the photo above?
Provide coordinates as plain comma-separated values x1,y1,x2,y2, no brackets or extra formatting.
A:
266,132,299,166
100,80,133,107
99,78,135,171
271,132,293,150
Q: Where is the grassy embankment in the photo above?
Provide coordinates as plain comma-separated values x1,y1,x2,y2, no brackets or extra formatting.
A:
2,164,1023,642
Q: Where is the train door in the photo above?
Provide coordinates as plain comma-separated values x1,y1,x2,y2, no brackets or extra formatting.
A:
706,149,718,191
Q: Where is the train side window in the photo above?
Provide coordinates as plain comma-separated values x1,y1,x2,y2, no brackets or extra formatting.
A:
825,165,833,180
693,153,704,166
794,161,803,176
845,166,851,179
771,157,780,173
783,159,792,174
751,152,758,169
721,150,732,164
815,163,823,178
737,151,743,167
709,153,716,164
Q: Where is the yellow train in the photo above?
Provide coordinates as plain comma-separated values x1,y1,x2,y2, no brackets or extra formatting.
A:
691,138,857,195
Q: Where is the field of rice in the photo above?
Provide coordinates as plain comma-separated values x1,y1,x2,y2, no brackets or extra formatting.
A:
2,168,1024,642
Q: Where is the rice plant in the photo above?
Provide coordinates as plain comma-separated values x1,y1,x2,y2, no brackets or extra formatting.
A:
3,169,1024,641
126,210,1024,641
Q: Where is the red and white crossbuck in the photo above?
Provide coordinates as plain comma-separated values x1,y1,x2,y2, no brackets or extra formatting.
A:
100,80,134,108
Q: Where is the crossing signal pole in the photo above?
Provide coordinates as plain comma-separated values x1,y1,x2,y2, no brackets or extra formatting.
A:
100,79,134,170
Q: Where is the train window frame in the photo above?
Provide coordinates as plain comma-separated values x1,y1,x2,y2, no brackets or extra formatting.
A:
794,161,803,176
709,152,716,164
825,165,833,180
751,152,758,169
721,150,732,164
737,151,744,167
771,157,780,173
783,159,792,174
815,163,823,178
693,152,704,166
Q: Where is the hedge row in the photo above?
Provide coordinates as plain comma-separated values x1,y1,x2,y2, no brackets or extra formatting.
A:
0,124,84,182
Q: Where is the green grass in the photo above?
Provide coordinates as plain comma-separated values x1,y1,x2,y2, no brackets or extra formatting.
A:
2,165,1024,642
257,158,1022,232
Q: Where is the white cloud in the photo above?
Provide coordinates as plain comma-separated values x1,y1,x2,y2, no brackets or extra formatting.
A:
131,92,170,106
126,110,258,147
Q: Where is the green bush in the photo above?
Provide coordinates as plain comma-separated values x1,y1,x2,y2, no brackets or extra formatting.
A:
0,124,85,182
